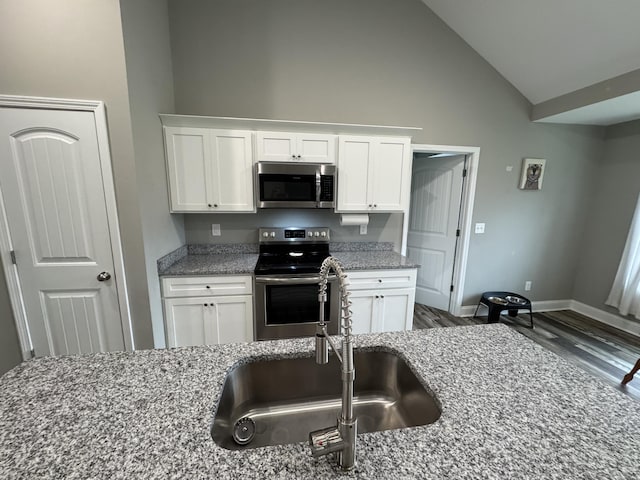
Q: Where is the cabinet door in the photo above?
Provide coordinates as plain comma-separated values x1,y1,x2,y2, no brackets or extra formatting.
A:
164,297,216,347
164,127,213,212
349,290,378,334
297,133,336,164
164,295,253,347
337,136,373,211
256,131,297,162
210,130,255,212
378,288,415,333
370,137,411,212
211,295,254,343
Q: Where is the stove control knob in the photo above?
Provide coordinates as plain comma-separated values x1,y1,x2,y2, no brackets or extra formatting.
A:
307,231,313,237
314,231,320,237
270,232,276,238
320,231,327,237
262,232,269,238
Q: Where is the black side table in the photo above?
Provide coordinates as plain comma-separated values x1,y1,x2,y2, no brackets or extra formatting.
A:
473,291,533,328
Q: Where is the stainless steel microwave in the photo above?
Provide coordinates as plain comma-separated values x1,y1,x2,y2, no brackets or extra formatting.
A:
256,162,336,209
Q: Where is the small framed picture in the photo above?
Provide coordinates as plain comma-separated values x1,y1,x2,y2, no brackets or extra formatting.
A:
519,158,546,190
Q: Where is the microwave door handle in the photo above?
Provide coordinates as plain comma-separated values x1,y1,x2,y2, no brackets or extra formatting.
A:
316,170,321,206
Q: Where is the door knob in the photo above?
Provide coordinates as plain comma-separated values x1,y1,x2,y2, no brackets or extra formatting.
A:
97,271,111,282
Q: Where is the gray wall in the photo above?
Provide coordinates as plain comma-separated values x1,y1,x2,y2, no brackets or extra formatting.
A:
0,0,154,350
120,0,184,348
572,120,640,313
168,0,604,305
185,211,402,246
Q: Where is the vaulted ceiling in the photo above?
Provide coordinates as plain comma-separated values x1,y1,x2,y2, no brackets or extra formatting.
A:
422,0,640,126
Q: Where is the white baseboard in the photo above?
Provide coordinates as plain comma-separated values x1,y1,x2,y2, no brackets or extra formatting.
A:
570,300,640,337
457,298,639,338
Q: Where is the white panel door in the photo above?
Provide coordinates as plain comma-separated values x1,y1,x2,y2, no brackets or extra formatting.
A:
297,134,336,164
164,297,213,348
370,138,410,211
407,155,465,310
337,136,372,211
210,130,255,212
255,131,296,162
164,295,253,347
378,288,414,332
349,290,377,334
212,295,253,343
164,126,211,211
0,108,125,356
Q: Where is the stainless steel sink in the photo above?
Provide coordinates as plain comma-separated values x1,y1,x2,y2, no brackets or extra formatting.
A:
211,349,441,450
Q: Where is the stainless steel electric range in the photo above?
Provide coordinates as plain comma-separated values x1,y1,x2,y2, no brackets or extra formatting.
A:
254,227,339,340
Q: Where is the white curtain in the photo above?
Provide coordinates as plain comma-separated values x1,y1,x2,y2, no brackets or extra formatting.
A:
606,193,640,318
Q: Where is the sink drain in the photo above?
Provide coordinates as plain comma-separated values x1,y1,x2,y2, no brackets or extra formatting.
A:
233,417,256,445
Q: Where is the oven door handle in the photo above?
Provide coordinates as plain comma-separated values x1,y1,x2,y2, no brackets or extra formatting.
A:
255,274,336,285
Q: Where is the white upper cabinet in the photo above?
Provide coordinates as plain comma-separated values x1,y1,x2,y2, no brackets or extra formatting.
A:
256,131,336,164
337,136,411,212
164,127,255,212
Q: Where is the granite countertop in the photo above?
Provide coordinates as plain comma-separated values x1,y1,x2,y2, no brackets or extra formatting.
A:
331,250,418,270
158,242,418,276
1,325,639,479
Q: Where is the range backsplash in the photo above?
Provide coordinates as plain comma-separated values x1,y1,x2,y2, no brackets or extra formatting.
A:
183,210,403,250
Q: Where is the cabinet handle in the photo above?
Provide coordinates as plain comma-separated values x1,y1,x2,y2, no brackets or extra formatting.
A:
214,204,218,207
208,204,212,207
381,295,384,299
204,303,208,307
378,279,382,283
373,204,377,208
368,204,372,208
206,285,210,289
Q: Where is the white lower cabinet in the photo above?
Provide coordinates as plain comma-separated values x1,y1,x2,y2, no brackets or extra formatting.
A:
162,275,254,347
347,269,416,334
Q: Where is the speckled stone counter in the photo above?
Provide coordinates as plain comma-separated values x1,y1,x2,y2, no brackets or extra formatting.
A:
332,250,418,270
158,244,259,276
1,325,638,479
159,253,259,276
157,242,417,276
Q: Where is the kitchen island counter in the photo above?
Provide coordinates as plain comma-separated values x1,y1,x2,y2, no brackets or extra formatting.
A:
1,325,638,479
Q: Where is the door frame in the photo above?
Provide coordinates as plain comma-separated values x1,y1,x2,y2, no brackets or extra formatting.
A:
403,144,480,317
0,94,134,359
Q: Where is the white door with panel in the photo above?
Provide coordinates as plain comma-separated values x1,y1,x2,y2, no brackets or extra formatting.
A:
0,107,125,357
407,155,465,310
163,295,253,347
347,269,417,334
255,131,336,163
164,127,254,212
337,136,411,212
161,275,254,347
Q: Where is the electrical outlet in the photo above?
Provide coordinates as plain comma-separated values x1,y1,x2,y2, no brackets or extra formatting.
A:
506,165,513,172
360,224,367,235
474,223,485,234
524,281,532,291
211,224,221,236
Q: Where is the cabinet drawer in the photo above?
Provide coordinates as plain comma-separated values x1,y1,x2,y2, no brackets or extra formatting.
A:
162,275,253,298
346,269,417,291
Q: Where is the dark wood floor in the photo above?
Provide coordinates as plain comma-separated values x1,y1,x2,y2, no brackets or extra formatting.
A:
413,304,640,402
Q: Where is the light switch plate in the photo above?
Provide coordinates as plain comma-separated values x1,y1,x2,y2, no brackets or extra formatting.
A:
475,223,485,234
211,224,221,236
360,224,367,235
